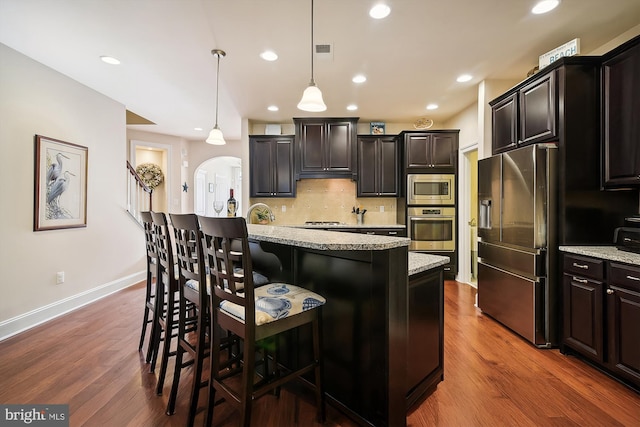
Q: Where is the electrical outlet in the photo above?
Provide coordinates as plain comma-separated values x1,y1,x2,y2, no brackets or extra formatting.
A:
379,205,385,213
56,271,65,285
281,205,286,212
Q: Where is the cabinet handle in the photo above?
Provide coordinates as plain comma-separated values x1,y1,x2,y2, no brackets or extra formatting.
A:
572,276,588,284
607,289,614,295
626,275,640,282
572,262,589,270
388,232,398,235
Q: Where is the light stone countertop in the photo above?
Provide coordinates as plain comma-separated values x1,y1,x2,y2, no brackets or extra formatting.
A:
247,224,409,251
559,246,640,265
247,225,448,276
408,252,450,276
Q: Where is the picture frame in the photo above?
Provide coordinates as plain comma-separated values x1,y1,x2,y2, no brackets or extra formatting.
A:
370,121,386,135
34,135,88,231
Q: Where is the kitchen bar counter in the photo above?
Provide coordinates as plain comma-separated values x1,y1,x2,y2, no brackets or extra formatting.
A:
560,245,640,265
247,224,408,251
245,225,445,427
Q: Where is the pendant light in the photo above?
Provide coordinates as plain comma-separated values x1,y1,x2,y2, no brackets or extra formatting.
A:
297,0,326,112
206,49,226,145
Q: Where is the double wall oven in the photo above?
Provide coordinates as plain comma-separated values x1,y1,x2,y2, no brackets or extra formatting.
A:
406,174,456,253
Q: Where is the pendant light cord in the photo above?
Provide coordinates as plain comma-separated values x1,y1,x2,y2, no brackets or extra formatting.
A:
215,52,221,126
310,0,315,85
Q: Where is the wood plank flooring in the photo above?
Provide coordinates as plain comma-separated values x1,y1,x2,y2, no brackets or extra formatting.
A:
0,280,638,426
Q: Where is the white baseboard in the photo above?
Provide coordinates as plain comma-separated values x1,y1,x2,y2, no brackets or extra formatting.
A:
0,271,146,342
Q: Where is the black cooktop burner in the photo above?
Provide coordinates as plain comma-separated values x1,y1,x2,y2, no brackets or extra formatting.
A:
304,221,342,225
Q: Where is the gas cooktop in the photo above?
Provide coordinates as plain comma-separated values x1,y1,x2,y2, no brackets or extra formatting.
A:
304,221,342,225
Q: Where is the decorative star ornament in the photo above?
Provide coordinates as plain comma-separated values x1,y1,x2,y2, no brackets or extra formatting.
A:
182,182,189,192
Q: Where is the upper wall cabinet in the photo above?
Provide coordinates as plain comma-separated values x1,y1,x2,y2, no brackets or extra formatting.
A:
519,72,557,146
357,135,398,197
602,36,640,188
294,117,358,179
401,131,458,172
250,135,295,197
491,72,557,154
492,93,518,154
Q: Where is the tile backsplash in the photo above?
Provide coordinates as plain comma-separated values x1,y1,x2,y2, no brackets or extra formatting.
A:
249,179,399,225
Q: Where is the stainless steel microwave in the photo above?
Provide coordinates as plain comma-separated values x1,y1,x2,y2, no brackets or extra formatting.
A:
407,174,455,205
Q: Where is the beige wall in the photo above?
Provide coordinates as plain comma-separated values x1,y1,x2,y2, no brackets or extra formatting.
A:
0,44,144,338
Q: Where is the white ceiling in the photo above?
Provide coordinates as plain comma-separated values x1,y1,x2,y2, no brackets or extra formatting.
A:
1,0,639,141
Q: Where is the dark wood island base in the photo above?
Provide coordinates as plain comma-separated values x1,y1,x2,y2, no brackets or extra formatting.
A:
246,225,448,427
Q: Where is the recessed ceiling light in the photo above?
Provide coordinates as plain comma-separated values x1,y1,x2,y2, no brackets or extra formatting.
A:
369,4,391,19
531,0,560,14
100,55,120,65
268,105,279,112
352,74,367,83
426,104,439,110
456,74,472,83
347,104,358,111
260,50,278,61
194,127,203,131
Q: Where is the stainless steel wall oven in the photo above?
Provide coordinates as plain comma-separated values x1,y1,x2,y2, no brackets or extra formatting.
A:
407,206,456,251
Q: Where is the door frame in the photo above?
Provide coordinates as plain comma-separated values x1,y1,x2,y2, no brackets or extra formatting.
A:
458,143,478,287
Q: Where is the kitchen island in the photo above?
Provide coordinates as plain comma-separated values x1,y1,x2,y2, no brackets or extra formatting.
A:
246,225,448,427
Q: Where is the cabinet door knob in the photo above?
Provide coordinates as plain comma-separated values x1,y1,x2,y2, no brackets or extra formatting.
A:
607,289,615,295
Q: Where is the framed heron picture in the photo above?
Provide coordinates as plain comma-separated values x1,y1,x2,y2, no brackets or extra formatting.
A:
34,135,88,231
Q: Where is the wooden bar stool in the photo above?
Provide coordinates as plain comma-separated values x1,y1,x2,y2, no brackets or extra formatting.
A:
198,216,326,427
150,212,197,395
138,211,158,360
167,213,210,426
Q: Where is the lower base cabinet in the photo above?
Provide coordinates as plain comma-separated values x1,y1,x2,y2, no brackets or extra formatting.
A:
562,253,640,391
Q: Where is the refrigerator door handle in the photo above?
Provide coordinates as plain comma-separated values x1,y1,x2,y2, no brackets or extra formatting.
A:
479,199,491,229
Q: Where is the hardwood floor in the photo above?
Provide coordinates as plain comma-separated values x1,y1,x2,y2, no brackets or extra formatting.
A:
0,280,638,426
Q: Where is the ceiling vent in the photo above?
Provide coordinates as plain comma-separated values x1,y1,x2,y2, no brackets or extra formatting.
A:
315,43,333,61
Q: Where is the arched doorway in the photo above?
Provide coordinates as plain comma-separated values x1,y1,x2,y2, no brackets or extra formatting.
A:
194,156,242,217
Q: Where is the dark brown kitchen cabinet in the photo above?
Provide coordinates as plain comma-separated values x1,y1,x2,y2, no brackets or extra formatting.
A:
602,36,640,188
249,135,295,197
519,72,556,146
294,117,358,179
607,262,640,386
402,131,458,171
490,58,604,159
357,135,398,197
561,251,640,391
491,93,518,154
563,254,605,363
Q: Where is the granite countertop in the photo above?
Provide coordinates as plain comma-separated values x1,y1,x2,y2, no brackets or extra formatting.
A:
247,224,409,251
559,246,640,265
408,252,450,276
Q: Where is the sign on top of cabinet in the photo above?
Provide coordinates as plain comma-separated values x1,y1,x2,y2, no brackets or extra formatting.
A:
294,118,358,180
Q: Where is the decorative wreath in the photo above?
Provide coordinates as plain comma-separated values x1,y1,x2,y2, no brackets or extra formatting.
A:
136,163,164,189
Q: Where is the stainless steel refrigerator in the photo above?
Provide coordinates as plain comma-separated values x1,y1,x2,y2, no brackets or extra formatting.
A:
477,144,557,347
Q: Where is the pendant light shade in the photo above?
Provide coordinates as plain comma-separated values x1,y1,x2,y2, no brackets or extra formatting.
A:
206,125,225,145
206,49,226,145
298,0,326,112
297,82,326,112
